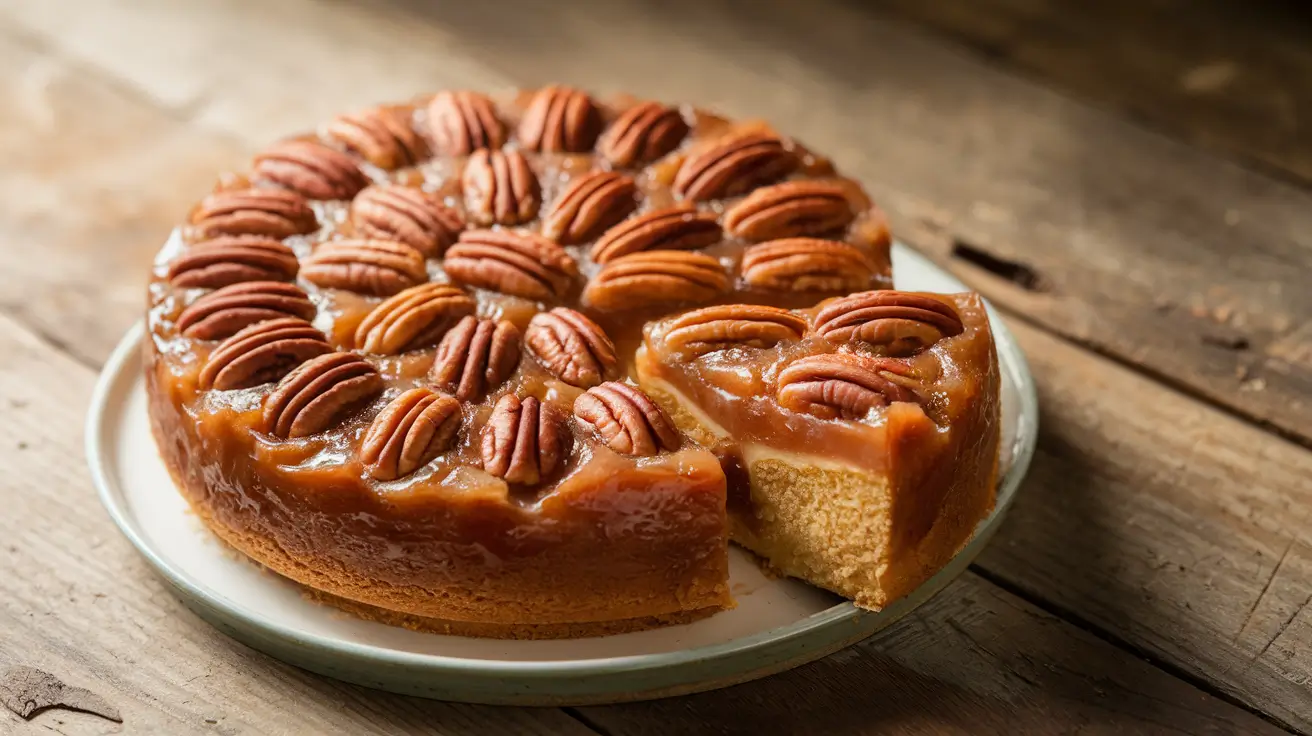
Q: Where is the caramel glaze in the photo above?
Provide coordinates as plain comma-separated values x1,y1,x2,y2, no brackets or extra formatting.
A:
145,89,900,630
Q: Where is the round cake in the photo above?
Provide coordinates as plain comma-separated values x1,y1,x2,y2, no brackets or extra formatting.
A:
144,86,1001,639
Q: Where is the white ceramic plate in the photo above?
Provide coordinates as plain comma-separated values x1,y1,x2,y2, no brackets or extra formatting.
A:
86,243,1037,705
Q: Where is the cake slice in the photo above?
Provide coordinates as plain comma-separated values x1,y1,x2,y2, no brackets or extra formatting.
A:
637,290,1000,608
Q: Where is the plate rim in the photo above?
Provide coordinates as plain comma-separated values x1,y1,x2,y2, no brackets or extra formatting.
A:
85,244,1039,695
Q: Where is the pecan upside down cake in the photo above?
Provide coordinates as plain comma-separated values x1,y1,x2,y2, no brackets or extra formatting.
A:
145,86,1000,638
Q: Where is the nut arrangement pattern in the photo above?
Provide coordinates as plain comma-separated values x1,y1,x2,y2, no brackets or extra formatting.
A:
153,85,926,484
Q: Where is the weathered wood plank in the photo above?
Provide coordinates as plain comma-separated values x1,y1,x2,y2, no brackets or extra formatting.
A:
582,573,1286,736
0,0,508,142
872,0,1312,185
984,316,1312,731
0,314,596,735
0,311,1284,735
356,0,1312,446
0,30,248,366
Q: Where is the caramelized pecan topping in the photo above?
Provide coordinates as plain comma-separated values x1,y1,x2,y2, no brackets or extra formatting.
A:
360,388,462,480
301,240,427,296
426,90,506,156
253,139,369,200
584,251,729,311
661,304,808,358
324,105,427,170
177,281,316,340
814,290,964,356
777,353,916,420
198,317,331,391
598,101,690,167
525,308,618,388
740,238,876,292
428,316,521,401
573,382,679,457
542,171,638,245
354,283,476,355
350,184,464,257
481,394,571,484
167,236,299,289
673,131,797,201
190,188,317,240
517,85,602,153
443,230,577,301
461,148,541,226
263,352,383,439
590,204,721,264
723,181,855,241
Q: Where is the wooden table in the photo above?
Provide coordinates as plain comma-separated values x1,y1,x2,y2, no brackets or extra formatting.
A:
2,0,1309,732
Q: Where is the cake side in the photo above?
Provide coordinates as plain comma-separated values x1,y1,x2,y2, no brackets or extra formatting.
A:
145,335,732,628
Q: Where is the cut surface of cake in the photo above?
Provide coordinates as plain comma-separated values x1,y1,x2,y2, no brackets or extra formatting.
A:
143,85,1000,638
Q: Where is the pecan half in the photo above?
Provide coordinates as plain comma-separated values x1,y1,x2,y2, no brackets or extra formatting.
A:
324,105,427,170
443,230,577,301
673,132,797,201
598,101,690,168
461,148,540,226
177,281,316,340
198,317,331,390
301,240,427,296
190,188,317,240
253,139,369,200
590,204,721,264
542,171,638,245
350,184,464,257
360,388,462,480
263,352,383,439
428,316,521,401
525,308,618,388
574,382,679,456
481,394,571,484
354,283,475,355
814,290,964,356
167,236,299,289
661,304,807,358
517,85,601,153
584,251,728,311
776,353,916,420
740,238,876,292
426,90,506,156
723,181,855,241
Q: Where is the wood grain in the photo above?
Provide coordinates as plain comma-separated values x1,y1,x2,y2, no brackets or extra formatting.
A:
0,310,1283,735
873,0,1312,185
0,0,1309,732
999,316,1312,731
580,573,1286,736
